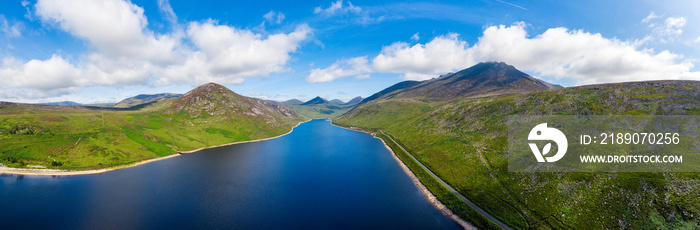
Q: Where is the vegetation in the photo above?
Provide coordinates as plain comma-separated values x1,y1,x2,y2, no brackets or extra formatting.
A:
0,83,303,170
113,93,181,108
287,104,354,119
335,63,700,229
374,131,501,230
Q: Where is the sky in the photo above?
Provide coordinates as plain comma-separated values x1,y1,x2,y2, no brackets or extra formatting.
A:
1,0,700,103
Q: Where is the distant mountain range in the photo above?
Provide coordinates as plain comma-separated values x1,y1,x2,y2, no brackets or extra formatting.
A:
39,101,82,106
266,99,304,106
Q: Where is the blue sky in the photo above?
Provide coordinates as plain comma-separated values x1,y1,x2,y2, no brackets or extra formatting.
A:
0,0,699,103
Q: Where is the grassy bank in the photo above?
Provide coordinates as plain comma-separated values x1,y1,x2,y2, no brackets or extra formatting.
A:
0,99,302,170
336,81,700,229
373,130,501,229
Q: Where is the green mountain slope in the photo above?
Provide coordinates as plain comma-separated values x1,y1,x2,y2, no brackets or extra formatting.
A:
335,62,700,229
113,93,181,108
0,83,303,170
288,96,357,119
345,96,363,105
267,99,304,106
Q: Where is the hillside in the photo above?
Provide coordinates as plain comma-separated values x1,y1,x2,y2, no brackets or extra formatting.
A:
0,83,303,170
329,99,345,104
267,99,303,106
335,62,700,229
289,96,357,119
113,93,181,108
301,96,330,105
355,62,559,106
345,96,363,105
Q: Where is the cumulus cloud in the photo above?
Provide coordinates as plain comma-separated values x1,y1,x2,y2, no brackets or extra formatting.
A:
309,22,700,84
1,0,312,98
373,33,473,75
314,0,362,15
157,21,311,85
264,11,285,25
307,57,371,83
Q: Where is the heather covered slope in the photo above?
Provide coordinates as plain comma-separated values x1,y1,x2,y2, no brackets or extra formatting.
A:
335,62,700,229
0,83,303,170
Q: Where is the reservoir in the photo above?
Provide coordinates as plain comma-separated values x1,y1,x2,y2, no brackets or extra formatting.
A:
0,119,461,229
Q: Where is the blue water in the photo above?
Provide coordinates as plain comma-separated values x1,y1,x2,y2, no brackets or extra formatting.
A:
0,119,461,229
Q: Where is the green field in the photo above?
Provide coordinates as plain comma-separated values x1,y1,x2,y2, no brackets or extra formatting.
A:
334,81,700,229
0,96,302,170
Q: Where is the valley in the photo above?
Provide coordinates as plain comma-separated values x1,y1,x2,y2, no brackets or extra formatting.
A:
334,62,700,229
2,62,699,229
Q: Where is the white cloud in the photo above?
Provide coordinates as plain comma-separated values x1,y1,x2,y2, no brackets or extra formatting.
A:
314,0,362,15
307,56,371,83
411,32,420,41
0,0,313,99
641,12,687,43
158,21,311,85
641,12,660,23
264,11,285,25
36,0,180,64
0,15,23,37
310,22,700,84
0,55,82,98
157,0,178,25
373,33,473,77
312,0,383,25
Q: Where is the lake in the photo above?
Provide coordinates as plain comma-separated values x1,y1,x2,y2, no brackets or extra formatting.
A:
0,119,461,229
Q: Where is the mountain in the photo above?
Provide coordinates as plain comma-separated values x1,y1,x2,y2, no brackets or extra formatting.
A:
287,96,360,119
83,103,116,108
0,82,303,171
361,62,560,105
39,101,81,106
335,62,700,229
329,99,345,105
170,82,297,120
267,99,303,106
359,80,420,105
114,93,181,108
301,96,329,105
344,96,363,105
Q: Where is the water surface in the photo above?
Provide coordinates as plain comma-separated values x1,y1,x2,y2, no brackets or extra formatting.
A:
0,119,461,229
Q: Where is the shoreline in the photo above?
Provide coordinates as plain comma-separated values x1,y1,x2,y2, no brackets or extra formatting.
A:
177,119,308,154
0,120,309,176
329,122,475,230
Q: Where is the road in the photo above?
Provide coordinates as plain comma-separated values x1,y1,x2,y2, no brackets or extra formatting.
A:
380,131,512,230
